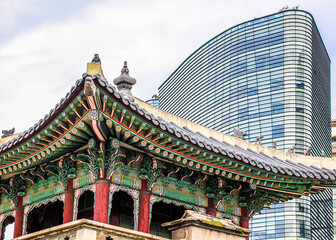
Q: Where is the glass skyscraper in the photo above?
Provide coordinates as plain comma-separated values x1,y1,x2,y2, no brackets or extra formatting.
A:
158,9,332,240
146,95,160,108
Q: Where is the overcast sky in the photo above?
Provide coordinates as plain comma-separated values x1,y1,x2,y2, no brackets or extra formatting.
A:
0,0,335,134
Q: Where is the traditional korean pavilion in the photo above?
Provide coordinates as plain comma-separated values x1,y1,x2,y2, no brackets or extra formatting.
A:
0,57,335,239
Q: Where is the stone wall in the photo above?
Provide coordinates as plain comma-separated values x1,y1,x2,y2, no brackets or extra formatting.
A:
13,219,167,240
163,210,251,240
13,211,251,240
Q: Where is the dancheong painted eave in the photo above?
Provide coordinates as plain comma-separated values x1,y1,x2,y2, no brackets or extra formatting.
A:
0,60,335,198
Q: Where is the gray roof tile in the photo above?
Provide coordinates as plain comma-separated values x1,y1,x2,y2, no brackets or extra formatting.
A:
1,74,335,182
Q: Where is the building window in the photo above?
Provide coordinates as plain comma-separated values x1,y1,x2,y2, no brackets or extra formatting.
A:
298,220,307,238
110,191,135,230
27,200,64,234
1,216,14,240
296,107,304,113
296,83,304,89
78,191,94,220
150,201,186,238
272,124,284,138
248,87,258,96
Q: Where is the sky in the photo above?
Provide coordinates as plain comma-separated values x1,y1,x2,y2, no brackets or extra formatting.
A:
0,0,335,135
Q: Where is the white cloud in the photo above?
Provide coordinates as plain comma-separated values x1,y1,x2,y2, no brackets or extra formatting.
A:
0,1,35,33
0,0,335,133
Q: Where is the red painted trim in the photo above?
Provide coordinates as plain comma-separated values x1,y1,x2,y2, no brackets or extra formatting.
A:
91,120,106,142
86,96,98,109
86,94,106,142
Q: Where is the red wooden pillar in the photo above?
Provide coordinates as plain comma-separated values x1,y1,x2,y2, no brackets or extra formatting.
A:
206,198,216,216
240,207,249,240
63,179,74,223
138,180,150,233
94,180,110,223
14,196,24,238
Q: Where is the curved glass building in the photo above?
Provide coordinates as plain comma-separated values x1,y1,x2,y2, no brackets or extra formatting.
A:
159,10,331,157
159,10,332,240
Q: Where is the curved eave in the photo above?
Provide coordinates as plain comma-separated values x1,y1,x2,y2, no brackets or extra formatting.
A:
0,73,334,196
0,79,91,175
94,78,336,192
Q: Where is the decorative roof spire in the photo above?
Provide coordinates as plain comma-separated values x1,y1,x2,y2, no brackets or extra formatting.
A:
113,61,136,97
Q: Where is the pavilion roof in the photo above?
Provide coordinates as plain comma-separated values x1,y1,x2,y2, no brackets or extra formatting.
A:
0,61,335,199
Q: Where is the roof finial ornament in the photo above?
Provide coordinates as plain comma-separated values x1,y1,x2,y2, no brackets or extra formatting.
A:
255,136,263,145
113,61,137,98
233,128,247,140
84,76,96,97
121,61,129,74
91,54,101,63
1,128,15,138
304,146,312,156
321,149,326,157
288,145,295,153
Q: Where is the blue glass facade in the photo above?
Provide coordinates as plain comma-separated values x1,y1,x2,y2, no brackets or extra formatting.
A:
159,10,331,156
250,196,312,239
146,97,160,108
159,10,332,240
